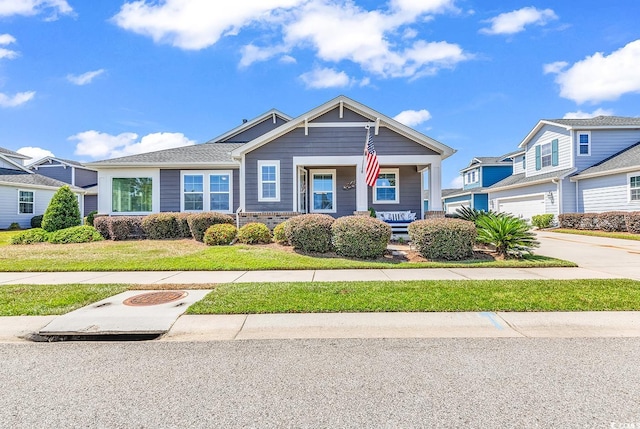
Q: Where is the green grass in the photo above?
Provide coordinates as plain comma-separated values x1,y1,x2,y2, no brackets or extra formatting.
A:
187,279,640,314
0,238,573,271
0,284,129,316
552,229,640,241
0,230,20,246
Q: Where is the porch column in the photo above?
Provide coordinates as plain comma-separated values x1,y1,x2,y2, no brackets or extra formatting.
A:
355,160,368,212
428,162,443,211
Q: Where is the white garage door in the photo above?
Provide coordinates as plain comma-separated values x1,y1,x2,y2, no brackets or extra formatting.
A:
446,201,469,214
497,195,545,221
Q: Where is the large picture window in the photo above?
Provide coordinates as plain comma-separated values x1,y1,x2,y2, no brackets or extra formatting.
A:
181,171,232,213
18,190,34,214
258,160,280,202
112,177,152,213
373,168,399,204
311,170,336,213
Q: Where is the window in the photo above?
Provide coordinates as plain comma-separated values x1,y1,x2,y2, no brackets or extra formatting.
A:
311,170,336,213
112,178,152,213
464,169,478,185
578,132,590,156
183,175,204,211
374,168,399,204
181,171,232,213
630,173,640,202
540,143,552,168
209,174,230,211
18,190,34,214
522,156,526,169
258,161,280,202
536,139,558,170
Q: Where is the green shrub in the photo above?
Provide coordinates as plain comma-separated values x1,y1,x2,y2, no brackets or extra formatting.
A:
8,222,21,230
142,213,181,240
451,206,490,223
30,215,43,228
273,222,288,245
531,214,554,229
408,218,476,261
94,216,146,241
175,212,192,238
204,224,237,246
625,212,640,234
48,225,104,244
237,222,272,244
93,216,110,239
187,212,234,242
85,210,98,226
476,213,539,258
11,228,49,245
284,214,335,253
331,215,391,259
41,185,81,232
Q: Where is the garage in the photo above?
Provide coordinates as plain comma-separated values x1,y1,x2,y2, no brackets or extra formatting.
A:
445,200,469,214
496,195,545,221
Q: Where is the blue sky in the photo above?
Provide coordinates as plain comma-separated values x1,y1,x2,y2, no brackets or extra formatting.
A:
1,0,639,188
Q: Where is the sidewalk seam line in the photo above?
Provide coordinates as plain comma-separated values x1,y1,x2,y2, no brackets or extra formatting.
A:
233,315,248,340
494,312,529,338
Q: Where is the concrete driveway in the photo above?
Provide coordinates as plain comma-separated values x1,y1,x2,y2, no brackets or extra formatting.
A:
535,230,640,280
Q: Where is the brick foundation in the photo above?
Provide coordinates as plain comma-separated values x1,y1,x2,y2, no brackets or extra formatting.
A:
237,212,301,230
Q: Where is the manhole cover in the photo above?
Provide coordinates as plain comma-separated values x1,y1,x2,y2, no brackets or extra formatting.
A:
123,291,188,307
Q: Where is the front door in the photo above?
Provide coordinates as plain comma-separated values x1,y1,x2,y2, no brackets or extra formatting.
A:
297,167,308,213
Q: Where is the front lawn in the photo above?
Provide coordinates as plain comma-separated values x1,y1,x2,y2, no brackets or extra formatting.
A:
0,239,573,271
551,229,640,241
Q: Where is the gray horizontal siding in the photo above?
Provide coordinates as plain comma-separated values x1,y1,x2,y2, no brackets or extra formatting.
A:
578,173,639,212
220,116,288,143
561,177,576,214
525,124,571,177
576,129,640,172
75,168,98,188
159,169,239,213
84,195,97,216
369,166,422,216
34,165,72,184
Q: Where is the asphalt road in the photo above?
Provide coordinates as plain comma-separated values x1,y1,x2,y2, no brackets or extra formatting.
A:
2,338,640,428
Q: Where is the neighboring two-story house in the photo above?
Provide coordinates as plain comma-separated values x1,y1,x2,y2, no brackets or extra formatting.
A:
0,148,85,229
442,155,513,214
28,157,98,216
86,96,455,225
488,116,640,220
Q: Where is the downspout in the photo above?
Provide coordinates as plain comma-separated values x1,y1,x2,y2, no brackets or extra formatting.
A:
552,178,560,217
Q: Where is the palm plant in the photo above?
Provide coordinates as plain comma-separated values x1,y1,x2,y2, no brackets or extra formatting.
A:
475,213,539,258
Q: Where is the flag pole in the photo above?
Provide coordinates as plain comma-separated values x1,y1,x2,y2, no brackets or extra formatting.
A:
361,125,370,173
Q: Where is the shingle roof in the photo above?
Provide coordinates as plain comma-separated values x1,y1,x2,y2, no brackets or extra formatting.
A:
441,188,463,198
574,141,640,178
0,147,30,159
444,187,491,199
0,168,81,189
499,149,525,160
86,143,243,166
545,116,640,127
489,168,575,190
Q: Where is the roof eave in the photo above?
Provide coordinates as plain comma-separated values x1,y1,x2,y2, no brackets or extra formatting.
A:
85,162,240,169
571,166,640,181
0,180,85,192
518,120,571,148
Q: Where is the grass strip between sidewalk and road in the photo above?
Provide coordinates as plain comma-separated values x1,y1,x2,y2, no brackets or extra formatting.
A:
551,229,640,241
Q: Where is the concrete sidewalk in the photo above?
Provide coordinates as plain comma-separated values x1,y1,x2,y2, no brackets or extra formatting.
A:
2,311,640,343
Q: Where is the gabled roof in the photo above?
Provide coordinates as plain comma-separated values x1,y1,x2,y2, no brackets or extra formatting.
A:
28,156,95,170
0,168,84,191
519,116,640,148
85,143,243,168
499,149,525,160
461,156,511,172
231,95,456,159
441,188,463,198
0,152,32,173
0,147,30,160
207,109,292,143
489,168,576,192
572,141,640,180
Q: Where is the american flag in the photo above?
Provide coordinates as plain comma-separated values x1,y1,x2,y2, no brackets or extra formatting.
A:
364,128,380,187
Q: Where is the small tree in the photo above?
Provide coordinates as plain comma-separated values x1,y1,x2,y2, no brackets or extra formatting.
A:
41,186,81,232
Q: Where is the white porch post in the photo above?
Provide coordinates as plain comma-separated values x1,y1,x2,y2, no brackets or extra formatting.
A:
428,162,443,211
356,159,368,212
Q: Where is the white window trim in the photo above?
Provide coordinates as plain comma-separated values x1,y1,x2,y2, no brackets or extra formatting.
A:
541,142,552,168
310,169,337,214
257,160,280,202
577,131,591,157
628,171,640,203
111,177,154,215
180,170,233,214
18,189,35,215
373,168,400,204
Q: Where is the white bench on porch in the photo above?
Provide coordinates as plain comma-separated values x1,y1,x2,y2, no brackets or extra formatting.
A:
375,211,417,235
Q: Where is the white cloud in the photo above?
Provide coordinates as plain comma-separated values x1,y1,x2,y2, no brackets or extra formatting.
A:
546,40,640,104
480,7,557,35
0,91,35,107
17,146,54,164
67,69,105,85
299,67,352,89
70,130,196,159
563,108,614,119
542,61,567,75
0,0,73,19
0,33,18,60
393,109,432,127
449,175,463,188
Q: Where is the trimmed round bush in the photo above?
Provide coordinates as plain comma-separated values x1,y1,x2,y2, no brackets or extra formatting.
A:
187,212,234,242
41,185,81,232
11,228,49,245
142,213,181,240
331,215,391,259
237,222,272,244
9,222,20,230
93,216,110,239
204,224,237,246
175,212,192,238
48,225,104,244
408,218,476,261
273,222,288,245
284,214,334,253
30,215,43,228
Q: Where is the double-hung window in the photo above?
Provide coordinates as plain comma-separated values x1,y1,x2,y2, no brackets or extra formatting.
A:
578,132,591,156
18,190,34,214
181,171,232,213
540,143,552,168
630,173,640,202
373,168,399,204
183,175,204,210
258,161,280,202
209,174,230,211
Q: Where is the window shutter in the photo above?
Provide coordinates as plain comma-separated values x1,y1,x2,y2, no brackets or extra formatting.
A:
552,139,559,166
535,146,541,170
